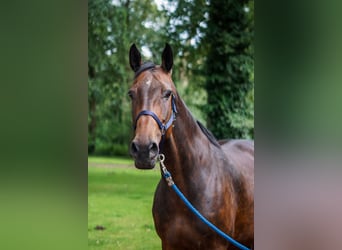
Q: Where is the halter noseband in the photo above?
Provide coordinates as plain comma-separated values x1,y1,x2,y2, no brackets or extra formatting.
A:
133,94,177,136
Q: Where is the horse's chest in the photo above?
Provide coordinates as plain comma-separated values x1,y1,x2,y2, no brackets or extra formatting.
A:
152,183,230,249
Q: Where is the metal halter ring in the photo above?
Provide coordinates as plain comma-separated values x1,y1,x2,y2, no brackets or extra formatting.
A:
158,154,165,163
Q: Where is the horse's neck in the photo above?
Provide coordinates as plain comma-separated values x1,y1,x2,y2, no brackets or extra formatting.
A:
161,99,216,189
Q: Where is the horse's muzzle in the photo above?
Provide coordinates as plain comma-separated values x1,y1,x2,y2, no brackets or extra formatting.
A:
130,140,159,169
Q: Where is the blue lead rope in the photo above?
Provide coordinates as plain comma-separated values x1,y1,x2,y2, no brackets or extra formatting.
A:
158,154,250,250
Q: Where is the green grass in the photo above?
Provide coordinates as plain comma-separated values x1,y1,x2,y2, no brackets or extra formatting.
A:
88,158,161,249
88,155,134,165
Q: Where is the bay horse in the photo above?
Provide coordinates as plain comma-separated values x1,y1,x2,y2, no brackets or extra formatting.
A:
128,43,254,249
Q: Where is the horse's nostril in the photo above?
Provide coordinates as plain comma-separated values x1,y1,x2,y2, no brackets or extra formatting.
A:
149,142,159,157
131,141,139,156
131,141,158,159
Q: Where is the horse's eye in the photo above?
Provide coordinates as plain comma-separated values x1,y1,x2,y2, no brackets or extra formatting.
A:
163,90,172,100
128,90,134,99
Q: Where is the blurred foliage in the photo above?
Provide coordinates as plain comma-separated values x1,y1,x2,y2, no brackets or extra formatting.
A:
88,0,254,156
204,0,254,139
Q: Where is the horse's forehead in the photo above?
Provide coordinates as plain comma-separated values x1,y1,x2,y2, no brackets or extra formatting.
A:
138,73,153,87
134,69,171,90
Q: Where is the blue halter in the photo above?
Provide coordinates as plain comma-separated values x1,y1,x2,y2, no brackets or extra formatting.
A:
133,95,177,136
132,62,177,145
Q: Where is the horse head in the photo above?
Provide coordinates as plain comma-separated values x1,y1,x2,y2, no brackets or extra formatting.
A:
128,43,177,169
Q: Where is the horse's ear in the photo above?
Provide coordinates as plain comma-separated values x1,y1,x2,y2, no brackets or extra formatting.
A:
161,43,173,73
129,44,141,72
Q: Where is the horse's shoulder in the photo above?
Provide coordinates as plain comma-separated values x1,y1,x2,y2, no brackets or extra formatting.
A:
220,139,254,192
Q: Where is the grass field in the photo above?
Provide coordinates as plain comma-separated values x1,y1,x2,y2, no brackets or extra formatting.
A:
88,156,134,165
88,156,161,249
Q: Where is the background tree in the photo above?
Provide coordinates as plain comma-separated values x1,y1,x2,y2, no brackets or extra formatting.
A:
204,0,254,139
164,0,254,139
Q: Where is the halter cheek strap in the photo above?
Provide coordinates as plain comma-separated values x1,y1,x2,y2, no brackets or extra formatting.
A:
133,95,177,136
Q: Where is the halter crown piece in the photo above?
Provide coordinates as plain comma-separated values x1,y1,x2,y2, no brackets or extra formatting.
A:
134,62,155,78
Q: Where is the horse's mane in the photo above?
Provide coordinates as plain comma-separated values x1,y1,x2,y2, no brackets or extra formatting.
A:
196,121,221,148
